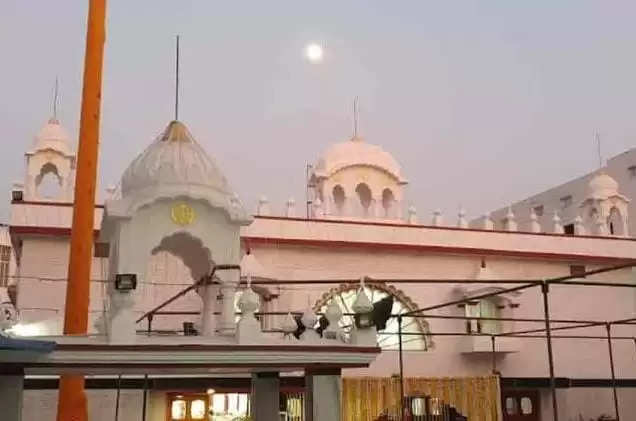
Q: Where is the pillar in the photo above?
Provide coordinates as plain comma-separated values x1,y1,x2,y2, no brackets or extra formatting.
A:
219,283,237,335
251,372,280,421
200,283,217,336
305,369,341,421
0,375,24,421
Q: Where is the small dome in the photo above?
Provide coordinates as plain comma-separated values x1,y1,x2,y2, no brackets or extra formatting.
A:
586,171,619,200
30,118,73,157
121,121,231,197
314,136,407,184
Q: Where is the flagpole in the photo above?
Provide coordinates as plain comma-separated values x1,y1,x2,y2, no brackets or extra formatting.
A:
56,1,107,420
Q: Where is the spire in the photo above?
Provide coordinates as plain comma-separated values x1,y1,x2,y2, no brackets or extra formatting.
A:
52,76,59,123
174,35,181,121
351,96,362,141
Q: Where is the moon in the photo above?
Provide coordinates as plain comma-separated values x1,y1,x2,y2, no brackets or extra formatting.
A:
304,43,324,63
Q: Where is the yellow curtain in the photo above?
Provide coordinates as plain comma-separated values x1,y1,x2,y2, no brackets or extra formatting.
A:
342,376,502,421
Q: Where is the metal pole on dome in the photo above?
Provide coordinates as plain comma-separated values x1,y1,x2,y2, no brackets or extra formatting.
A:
175,35,180,121
57,1,106,421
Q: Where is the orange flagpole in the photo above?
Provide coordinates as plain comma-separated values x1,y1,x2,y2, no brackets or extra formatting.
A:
56,1,106,421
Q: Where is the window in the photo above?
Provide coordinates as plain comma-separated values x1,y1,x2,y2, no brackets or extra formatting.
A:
94,242,110,258
520,397,533,414
332,185,345,213
560,195,572,209
355,183,372,214
563,223,574,235
0,246,10,288
316,284,432,350
628,165,636,178
570,265,586,277
532,205,544,217
382,188,395,217
171,399,187,420
465,298,501,334
210,393,249,418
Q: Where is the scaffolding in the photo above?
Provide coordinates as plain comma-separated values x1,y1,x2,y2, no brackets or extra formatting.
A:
127,262,636,421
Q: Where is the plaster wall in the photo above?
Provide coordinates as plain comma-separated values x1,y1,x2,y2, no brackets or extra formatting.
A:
248,242,636,381
16,236,108,331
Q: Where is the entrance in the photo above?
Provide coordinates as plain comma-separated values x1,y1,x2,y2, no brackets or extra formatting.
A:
502,389,540,421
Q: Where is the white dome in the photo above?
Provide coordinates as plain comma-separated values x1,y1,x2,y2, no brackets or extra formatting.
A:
121,120,231,197
118,120,250,223
30,118,73,157
586,171,619,200
314,136,407,184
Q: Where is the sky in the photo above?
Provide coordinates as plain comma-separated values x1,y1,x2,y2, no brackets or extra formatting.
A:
1,1,636,222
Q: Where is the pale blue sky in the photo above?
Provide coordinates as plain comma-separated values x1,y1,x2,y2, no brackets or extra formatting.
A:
1,1,635,221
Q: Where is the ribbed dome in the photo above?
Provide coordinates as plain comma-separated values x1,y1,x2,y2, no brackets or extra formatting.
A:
30,118,73,157
314,136,407,184
121,121,231,197
586,171,619,200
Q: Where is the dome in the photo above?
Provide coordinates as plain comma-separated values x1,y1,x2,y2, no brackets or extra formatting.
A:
585,171,620,200
117,120,250,223
121,120,232,197
314,136,407,184
29,118,73,157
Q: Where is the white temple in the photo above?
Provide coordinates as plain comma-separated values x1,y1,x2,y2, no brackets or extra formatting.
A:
1,112,635,421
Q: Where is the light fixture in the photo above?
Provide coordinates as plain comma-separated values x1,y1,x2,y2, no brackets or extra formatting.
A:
206,388,215,395
115,274,137,291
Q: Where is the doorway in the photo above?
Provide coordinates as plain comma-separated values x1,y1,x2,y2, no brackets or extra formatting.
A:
502,389,540,421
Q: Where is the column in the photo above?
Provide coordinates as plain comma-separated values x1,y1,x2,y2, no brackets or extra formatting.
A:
251,372,280,421
200,283,217,336
218,284,237,335
217,268,239,336
0,375,24,421
305,369,341,421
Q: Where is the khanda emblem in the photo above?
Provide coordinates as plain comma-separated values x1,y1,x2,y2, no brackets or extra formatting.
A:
171,203,196,226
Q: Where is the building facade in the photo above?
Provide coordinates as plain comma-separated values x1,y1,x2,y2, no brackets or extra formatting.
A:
2,116,636,421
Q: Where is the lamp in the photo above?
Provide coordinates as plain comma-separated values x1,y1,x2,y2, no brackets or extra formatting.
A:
115,274,137,291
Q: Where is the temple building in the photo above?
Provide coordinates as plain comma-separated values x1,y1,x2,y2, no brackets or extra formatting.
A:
1,111,635,421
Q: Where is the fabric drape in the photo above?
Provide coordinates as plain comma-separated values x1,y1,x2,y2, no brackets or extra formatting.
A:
342,375,502,421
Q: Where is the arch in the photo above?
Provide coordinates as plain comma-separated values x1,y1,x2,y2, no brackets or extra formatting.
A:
36,162,62,199
151,231,213,281
355,183,372,214
608,207,624,236
314,283,433,350
332,185,345,213
382,188,395,217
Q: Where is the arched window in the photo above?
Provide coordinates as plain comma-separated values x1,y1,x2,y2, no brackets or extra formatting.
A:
608,207,624,236
355,183,372,215
382,188,395,218
36,163,62,199
332,185,345,214
315,283,432,350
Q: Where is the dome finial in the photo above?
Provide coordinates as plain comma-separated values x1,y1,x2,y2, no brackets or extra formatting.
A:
351,96,362,142
174,35,181,122
51,76,60,123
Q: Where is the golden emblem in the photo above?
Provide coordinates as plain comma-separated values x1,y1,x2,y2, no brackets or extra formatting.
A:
171,203,195,226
